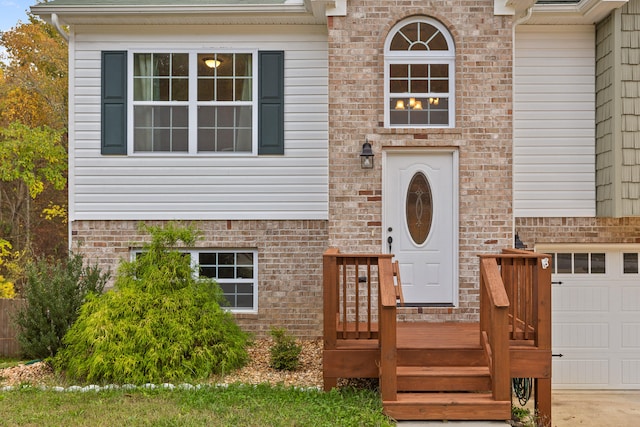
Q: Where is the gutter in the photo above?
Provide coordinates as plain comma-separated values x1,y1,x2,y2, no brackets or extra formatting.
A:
30,4,312,16
31,3,325,26
51,13,69,43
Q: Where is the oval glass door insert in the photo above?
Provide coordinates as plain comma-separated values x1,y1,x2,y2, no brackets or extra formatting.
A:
406,171,433,245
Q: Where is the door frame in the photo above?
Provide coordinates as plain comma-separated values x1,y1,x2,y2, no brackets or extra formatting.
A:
382,147,460,307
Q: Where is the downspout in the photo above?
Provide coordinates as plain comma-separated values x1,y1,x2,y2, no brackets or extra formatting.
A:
512,6,533,247
51,13,69,43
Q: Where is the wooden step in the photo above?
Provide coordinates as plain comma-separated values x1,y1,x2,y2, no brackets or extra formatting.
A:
398,348,487,367
397,366,491,392
383,392,511,421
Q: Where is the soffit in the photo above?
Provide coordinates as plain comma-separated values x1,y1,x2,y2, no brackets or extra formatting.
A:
528,0,629,24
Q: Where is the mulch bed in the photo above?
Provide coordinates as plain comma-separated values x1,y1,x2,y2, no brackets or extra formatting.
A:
0,339,325,389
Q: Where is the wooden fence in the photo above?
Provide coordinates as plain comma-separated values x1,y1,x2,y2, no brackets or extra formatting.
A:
0,299,25,357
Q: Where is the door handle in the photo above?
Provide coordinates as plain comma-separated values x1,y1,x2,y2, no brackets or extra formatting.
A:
387,236,393,253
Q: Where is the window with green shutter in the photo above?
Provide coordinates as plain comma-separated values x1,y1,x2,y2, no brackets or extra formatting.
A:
100,50,284,155
101,51,128,155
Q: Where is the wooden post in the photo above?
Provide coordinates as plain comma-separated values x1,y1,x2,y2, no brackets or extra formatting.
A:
378,258,397,402
493,305,511,401
535,255,552,350
535,378,552,427
479,257,511,402
323,248,339,390
535,254,553,425
479,263,487,345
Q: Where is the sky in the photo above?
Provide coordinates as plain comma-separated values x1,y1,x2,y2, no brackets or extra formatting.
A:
1,0,34,32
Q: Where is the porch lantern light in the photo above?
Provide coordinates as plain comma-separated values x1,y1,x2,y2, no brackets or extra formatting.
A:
360,139,374,169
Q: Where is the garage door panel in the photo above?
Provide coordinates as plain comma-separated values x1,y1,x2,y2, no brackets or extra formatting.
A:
622,360,640,384
622,323,640,348
553,285,609,311
622,287,640,311
554,323,608,348
553,358,609,386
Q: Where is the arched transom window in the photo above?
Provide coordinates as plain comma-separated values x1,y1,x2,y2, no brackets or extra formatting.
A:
385,17,455,128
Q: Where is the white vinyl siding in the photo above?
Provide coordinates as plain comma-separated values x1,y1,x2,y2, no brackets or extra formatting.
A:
69,25,328,221
514,25,596,217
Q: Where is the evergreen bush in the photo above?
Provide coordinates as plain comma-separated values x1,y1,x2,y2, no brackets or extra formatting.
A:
54,222,250,384
269,327,302,371
14,253,109,359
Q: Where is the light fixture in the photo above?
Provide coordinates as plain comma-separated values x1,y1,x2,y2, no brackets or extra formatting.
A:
203,57,221,69
394,97,429,110
360,139,374,169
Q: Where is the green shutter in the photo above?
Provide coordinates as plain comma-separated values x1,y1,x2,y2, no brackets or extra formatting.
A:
101,51,127,155
258,51,284,155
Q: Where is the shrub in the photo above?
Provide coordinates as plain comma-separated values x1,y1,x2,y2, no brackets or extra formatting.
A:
54,222,250,384
13,253,109,359
269,327,302,371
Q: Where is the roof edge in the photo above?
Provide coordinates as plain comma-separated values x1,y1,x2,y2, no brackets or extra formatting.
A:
30,1,341,26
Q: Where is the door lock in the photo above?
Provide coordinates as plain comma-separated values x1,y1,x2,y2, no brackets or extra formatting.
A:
387,236,393,253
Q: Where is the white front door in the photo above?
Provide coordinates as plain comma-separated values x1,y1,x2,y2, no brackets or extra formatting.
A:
383,150,458,305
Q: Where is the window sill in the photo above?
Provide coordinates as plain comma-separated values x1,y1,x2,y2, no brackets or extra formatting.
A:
377,127,462,136
232,312,259,319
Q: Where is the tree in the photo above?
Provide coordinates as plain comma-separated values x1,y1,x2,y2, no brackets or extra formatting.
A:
0,122,66,253
1,16,68,130
0,15,68,259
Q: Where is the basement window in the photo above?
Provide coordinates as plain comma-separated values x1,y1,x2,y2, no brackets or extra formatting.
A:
131,248,258,312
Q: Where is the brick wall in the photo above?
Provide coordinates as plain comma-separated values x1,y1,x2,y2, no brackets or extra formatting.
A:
516,217,640,246
72,220,328,339
327,1,514,321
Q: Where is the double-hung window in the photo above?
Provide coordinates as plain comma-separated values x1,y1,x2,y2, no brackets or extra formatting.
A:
131,51,256,154
384,17,455,128
197,250,257,312
131,248,258,312
103,49,283,156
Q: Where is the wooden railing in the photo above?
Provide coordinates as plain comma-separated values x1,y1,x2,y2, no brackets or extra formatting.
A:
378,257,398,403
479,249,552,402
322,248,398,401
481,249,552,346
479,256,511,401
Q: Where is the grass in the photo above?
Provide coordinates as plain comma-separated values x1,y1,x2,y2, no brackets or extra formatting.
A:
0,383,394,426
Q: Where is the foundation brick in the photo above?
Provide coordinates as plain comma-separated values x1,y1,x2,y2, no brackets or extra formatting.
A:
72,220,328,339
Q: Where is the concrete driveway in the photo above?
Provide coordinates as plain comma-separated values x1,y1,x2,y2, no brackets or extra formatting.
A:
552,390,640,427
397,390,640,426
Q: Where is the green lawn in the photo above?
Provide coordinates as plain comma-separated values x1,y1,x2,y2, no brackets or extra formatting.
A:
0,383,394,426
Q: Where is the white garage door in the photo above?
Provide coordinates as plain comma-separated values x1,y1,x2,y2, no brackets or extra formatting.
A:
540,247,640,389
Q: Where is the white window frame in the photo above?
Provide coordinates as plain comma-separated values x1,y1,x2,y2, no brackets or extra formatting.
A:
131,248,258,313
384,17,456,128
127,50,258,156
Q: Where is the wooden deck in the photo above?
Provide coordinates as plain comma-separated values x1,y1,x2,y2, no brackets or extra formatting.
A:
323,249,553,424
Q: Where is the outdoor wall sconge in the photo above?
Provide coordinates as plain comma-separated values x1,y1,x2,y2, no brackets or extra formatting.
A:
360,139,374,169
